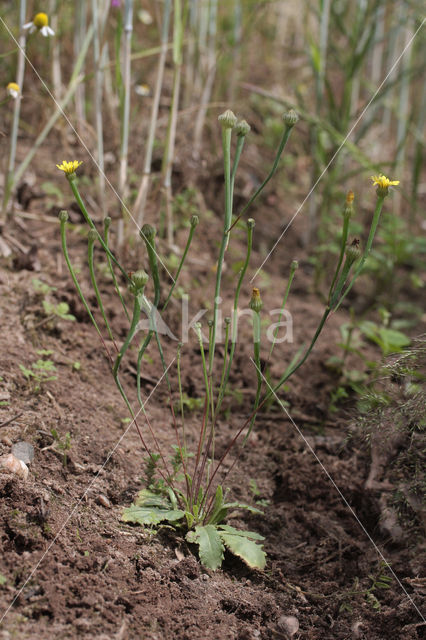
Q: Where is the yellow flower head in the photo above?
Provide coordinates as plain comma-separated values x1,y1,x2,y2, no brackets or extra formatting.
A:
34,12,49,28
56,160,82,176
371,174,400,197
6,82,20,99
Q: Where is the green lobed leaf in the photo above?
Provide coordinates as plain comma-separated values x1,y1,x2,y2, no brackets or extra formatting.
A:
186,525,224,570
122,503,184,526
219,531,266,570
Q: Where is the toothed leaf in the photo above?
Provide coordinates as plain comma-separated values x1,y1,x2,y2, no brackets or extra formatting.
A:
186,525,224,570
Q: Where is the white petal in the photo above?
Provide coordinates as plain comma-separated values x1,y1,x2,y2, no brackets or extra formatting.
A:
46,26,55,36
22,21,34,31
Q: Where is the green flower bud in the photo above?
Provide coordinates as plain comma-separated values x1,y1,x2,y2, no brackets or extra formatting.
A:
224,316,231,325
291,260,299,271
59,210,69,223
140,224,156,241
218,109,237,129
88,229,98,243
249,287,263,313
247,218,255,229
283,109,299,127
235,119,251,137
130,269,149,294
207,319,213,328
104,216,112,230
345,239,361,267
190,214,199,228
343,191,354,219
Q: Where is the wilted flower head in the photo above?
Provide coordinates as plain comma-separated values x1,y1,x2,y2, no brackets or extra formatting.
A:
23,13,55,37
6,82,20,99
371,174,400,197
56,160,82,176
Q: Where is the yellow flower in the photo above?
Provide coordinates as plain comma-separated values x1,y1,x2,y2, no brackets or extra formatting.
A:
23,13,55,37
371,174,400,197
56,160,82,176
6,82,20,99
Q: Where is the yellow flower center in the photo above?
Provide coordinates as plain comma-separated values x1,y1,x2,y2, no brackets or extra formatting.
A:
7,82,20,93
56,160,83,176
34,13,49,29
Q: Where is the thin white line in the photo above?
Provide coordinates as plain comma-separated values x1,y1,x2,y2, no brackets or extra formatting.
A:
0,16,175,284
250,358,425,622
251,18,425,282
0,358,175,624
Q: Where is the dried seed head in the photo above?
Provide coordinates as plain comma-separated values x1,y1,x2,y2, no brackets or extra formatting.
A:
282,109,299,127
249,287,263,313
218,109,237,129
235,119,251,137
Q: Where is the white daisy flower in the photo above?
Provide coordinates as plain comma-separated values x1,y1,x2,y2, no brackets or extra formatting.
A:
6,82,20,99
23,12,55,37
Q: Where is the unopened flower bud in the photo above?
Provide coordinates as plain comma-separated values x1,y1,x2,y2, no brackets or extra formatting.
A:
291,260,299,271
190,214,199,228
224,316,231,325
59,210,69,223
249,287,263,313
140,224,156,241
104,216,112,230
88,229,98,243
345,239,361,266
218,109,237,129
247,218,255,229
343,190,355,219
130,269,149,294
283,109,299,127
235,119,251,137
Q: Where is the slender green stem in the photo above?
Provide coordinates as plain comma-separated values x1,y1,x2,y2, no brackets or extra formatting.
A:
214,220,254,418
177,342,186,449
268,261,298,360
247,309,262,438
230,135,245,201
328,207,351,303
59,213,112,364
87,230,116,346
227,123,295,232
333,195,385,311
103,217,130,322
209,126,232,374
68,176,130,283
162,216,198,311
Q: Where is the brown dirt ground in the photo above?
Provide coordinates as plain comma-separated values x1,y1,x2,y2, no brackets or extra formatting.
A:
0,162,425,640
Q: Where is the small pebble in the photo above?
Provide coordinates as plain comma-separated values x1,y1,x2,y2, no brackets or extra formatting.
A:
278,615,299,637
0,454,29,480
97,494,112,509
12,441,34,464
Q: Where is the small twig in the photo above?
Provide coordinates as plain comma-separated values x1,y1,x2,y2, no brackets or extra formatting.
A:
0,412,24,428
